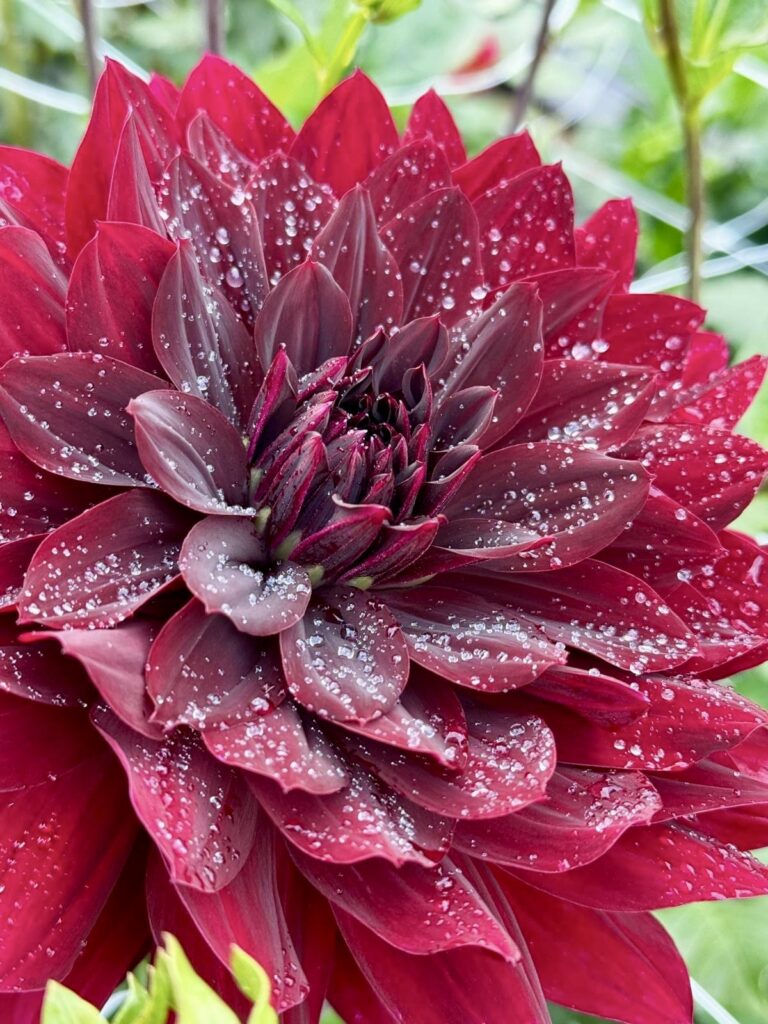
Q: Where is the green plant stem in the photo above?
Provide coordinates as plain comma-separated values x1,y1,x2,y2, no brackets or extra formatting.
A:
511,0,556,131
205,0,225,55
657,0,703,304
78,0,99,95
321,10,369,91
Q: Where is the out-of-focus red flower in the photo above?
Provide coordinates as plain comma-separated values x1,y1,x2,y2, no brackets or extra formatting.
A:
0,56,767,1024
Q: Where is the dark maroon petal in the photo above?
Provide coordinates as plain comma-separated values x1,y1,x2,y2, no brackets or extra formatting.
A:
311,187,404,342
335,908,550,1024
205,699,349,795
290,498,391,577
534,267,613,355
18,490,192,628
0,615,91,706
66,222,173,373
328,942,396,1024
106,114,166,233
292,850,517,960
130,390,249,514
0,452,101,543
280,587,409,723
475,164,575,287
339,670,468,769
503,875,693,1024
41,621,160,738
373,315,449,393
363,138,452,226
146,598,286,731
179,516,312,635
599,293,704,372
254,260,353,374
355,703,555,820
290,71,398,196
93,707,257,892
482,560,696,673
541,674,767,771
453,132,541,200
248,764,452,867
0,352,166,486
381,187,482,327
438,282,543,447
404,90,466,168
525,663,650,727
0,691,96,791
177,54,294,161
0,145,68,265
518,821,768,910
665,353,768,431
446,442,649,570
251,153,336,284
575,198,638,293
0,749,137,989
387,584,564,690
66,59,177,254
508,359,657,450
152,241,258,430
651,753,768,820
262,433,326,548
174,816,308,1013
0,226,67,360
161,153,269,321
339,518,442,586
619,424,768,530
0,535,41,610
456,767,660,871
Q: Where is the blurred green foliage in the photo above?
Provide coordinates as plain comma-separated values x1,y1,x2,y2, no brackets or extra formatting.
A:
1,2,767,1023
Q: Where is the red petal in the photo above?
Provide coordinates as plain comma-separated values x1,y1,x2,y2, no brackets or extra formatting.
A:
0,451,101,544
185,111,255,191
651,753,768,820
66,222,173,372
280,587,409,723
517,821,768,910
0,352,166,486
620,424,768,530
311,187,404,342
473,560,696,672
66,60,177,254
18,490,192,628
438,283,544,446
292,849,518,960
665,354,768,431
525,663,650,727
130,390,248,513
147,598,285,731
540,675,767,770
454,133,541,201
177,54,294,161
354,703,555,820
106,114,166,233
381,187,482,326
174,815,309,1012
508,359,657,450
503,875,693,1024
0,748,137,988
534,266,613,355
335,908,550,1024
291,71,398,196
363,138,452,226
599,293,704,372
0,535,41,610
575,198,638,293
254,260,353,374
94,708,257,892
475,164,575,287
456,766,660,871
0,145,67,265
205,699,349,795
0,226,66,360
248,762,452,867
680,329,729,387
404,90,466,168
446,442,649,570
179,516,312,635
387,585,564,690
152,241,258,430
251,153,336,284
0,615,91,706
161,153,269,321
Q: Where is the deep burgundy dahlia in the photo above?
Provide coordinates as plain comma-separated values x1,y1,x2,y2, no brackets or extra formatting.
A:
1,56,768,1024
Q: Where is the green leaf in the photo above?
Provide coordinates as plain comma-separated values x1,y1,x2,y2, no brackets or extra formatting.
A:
41,981,105,1024
112,962,171,1024
355,0,422,24
230,947,278,1024
160,934,240,1024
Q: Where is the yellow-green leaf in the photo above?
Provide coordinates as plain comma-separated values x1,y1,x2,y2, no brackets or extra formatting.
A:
41,981,105,1024
160,934,240,1024
230,947,279,1024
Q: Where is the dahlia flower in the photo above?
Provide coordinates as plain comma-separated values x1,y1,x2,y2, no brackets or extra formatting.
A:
1,55,768,1024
